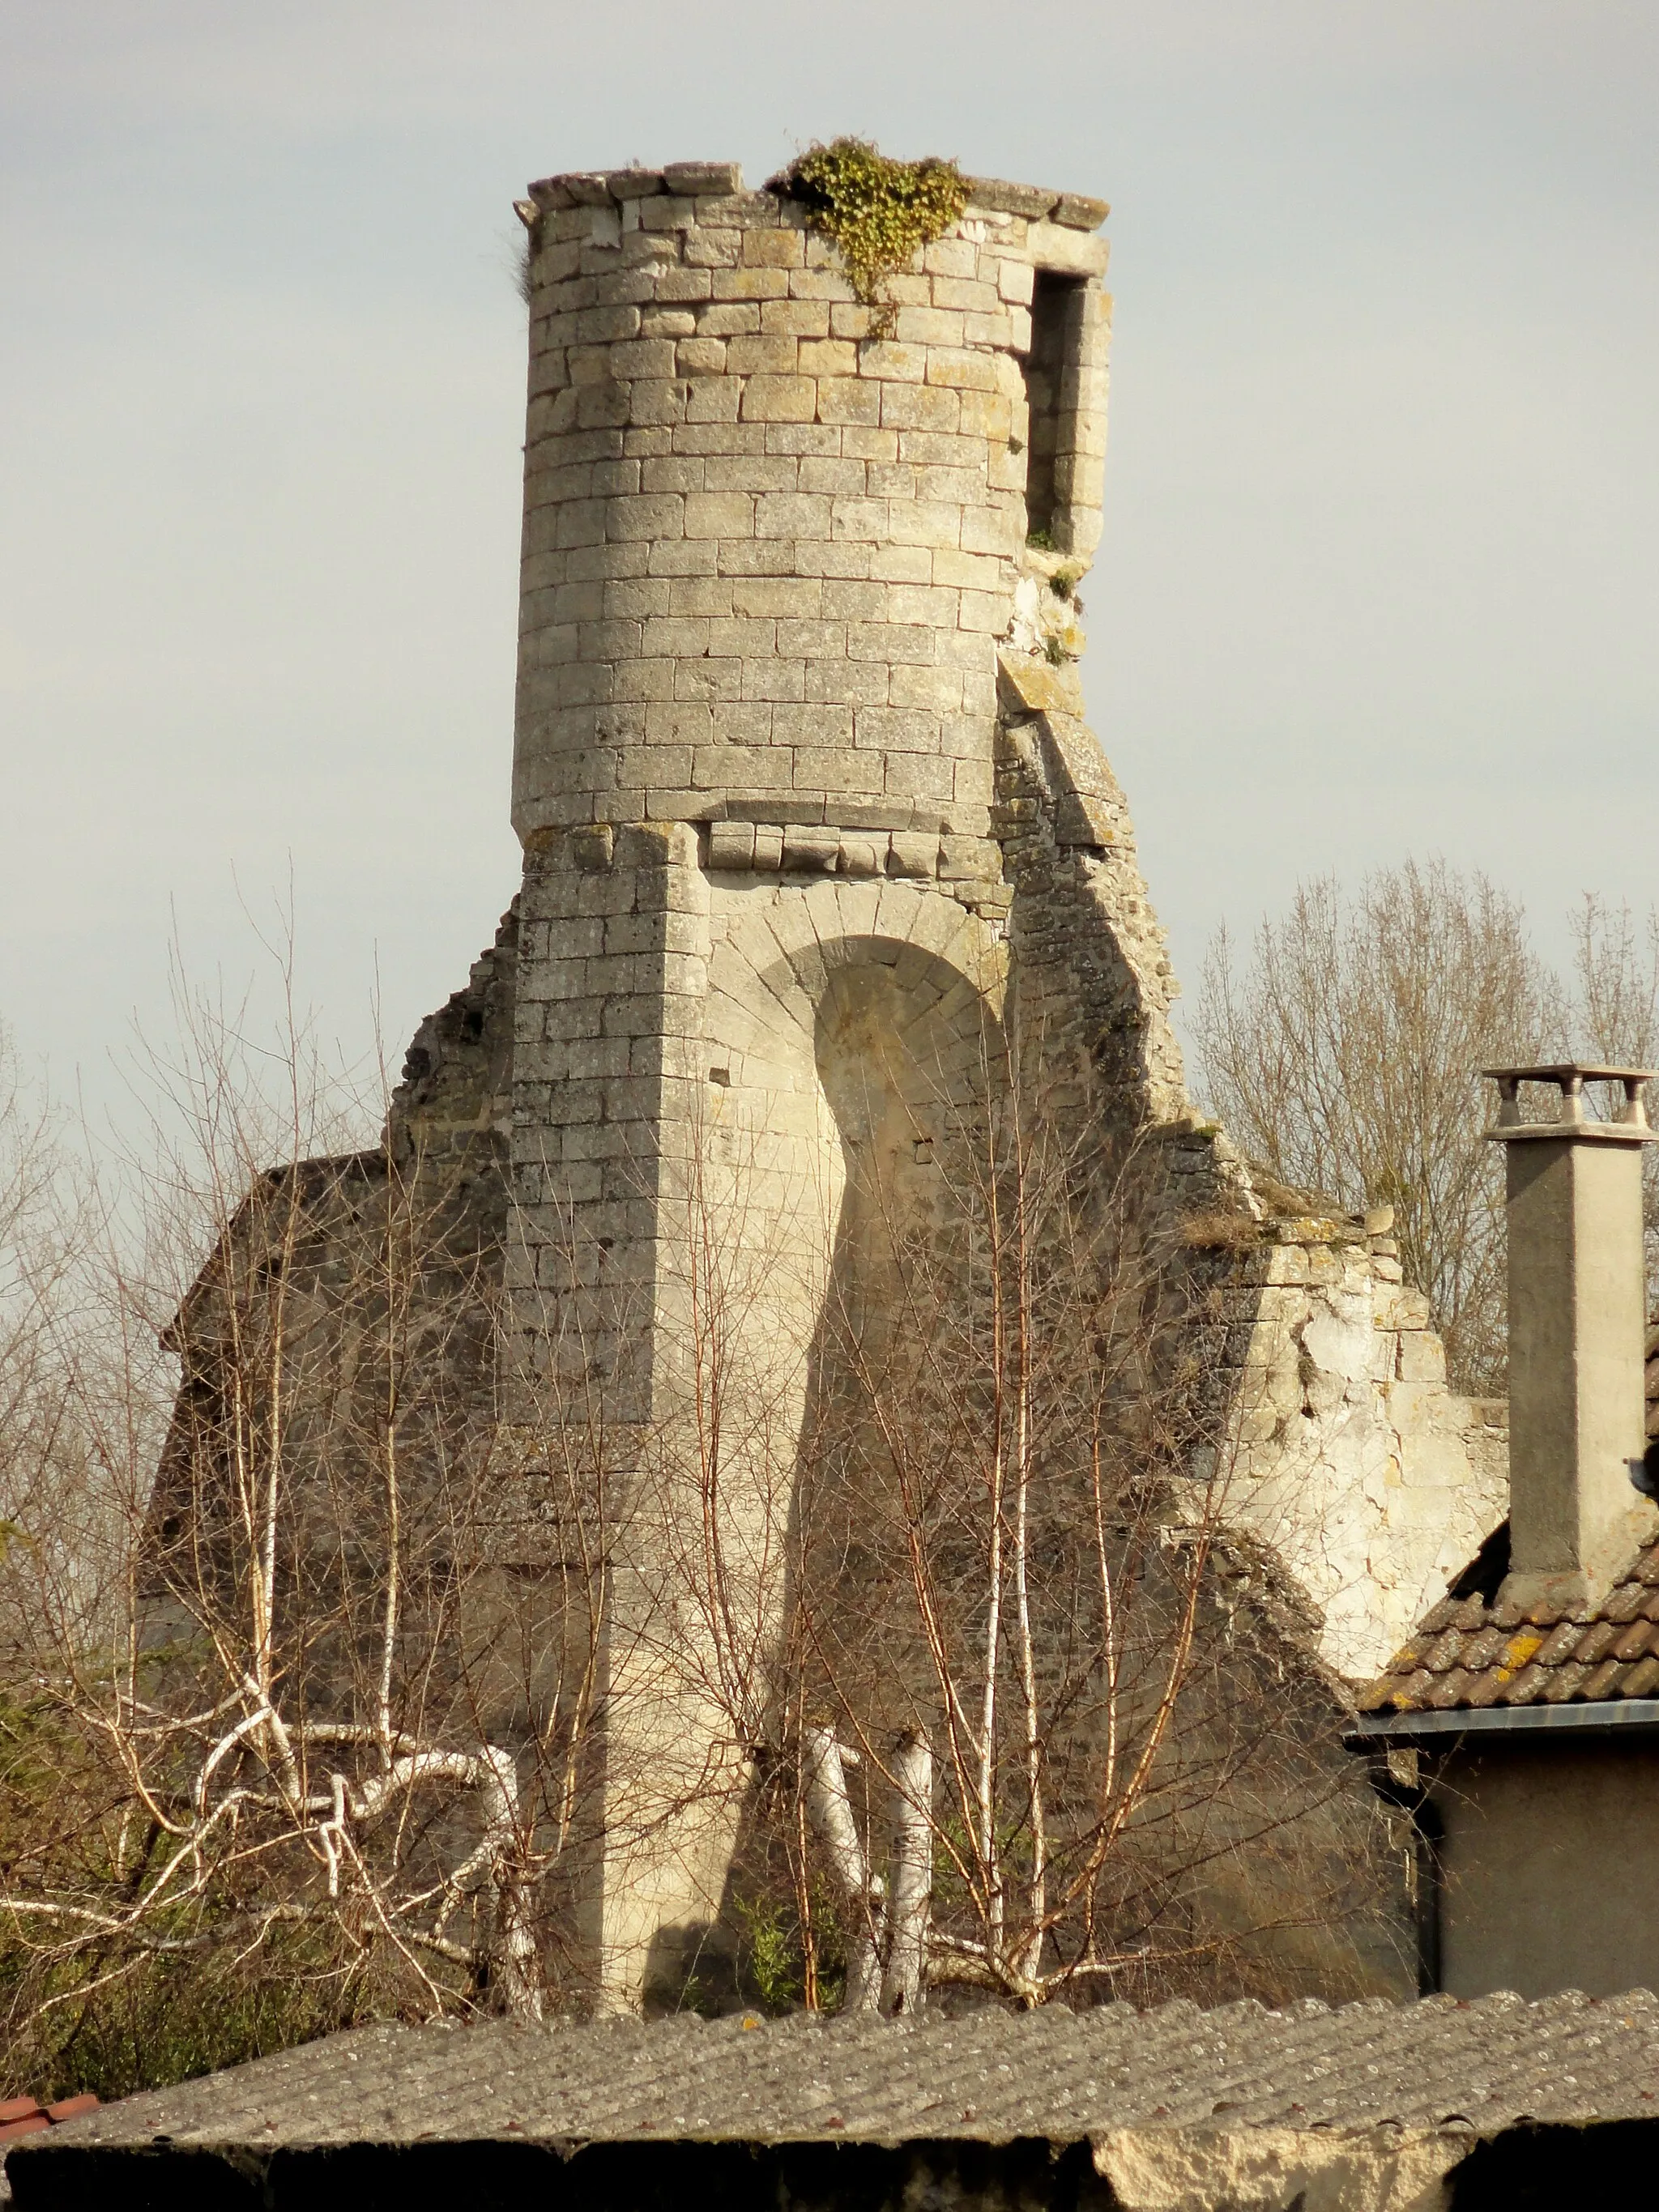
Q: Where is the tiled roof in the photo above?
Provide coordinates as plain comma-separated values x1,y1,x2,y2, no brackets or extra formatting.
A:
1358,1532,1659,1715
17,1994,1659,2154
0,2092,96,2145
1353,1326,1659,1719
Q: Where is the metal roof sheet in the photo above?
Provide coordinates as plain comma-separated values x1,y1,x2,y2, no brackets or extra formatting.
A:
19,1991,1659,2158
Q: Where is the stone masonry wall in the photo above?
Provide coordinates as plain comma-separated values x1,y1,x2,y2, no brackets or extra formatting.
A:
513,160,1108,846
504,168,1124,1999
1205,1215,1508,1682
507,161,1111,1430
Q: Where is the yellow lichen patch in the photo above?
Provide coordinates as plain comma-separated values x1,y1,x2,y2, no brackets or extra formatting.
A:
1496,1631,1544,1678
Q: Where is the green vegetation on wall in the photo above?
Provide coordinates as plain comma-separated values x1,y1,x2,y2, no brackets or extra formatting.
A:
777,139,968,330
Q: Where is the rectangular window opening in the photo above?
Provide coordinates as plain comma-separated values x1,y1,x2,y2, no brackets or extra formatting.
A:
1021,271,1087,546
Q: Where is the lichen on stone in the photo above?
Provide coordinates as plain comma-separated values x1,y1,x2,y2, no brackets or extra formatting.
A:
774,138,967,330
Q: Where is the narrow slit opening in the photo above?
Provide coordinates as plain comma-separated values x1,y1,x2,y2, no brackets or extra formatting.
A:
1022,271,1086,545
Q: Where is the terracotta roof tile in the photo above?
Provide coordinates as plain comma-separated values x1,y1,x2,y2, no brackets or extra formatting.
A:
1456,1625,1510,1672
1418,1596,1464,1635
0,2091,96,2155
1495,1660,1550,1704
1571,1621,1618,1664
1508,1626,1548,1661
1542,1660,1593,1703
1461,1666,1510,1709
1426,1669,1478,1709
1363,1536,1659,1714
1535,1620,1584,1665
1612,1619,1657,1662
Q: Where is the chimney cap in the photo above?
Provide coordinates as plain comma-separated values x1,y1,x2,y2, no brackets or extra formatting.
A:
1482,1062,1659,1085
1484,1062,1659,1144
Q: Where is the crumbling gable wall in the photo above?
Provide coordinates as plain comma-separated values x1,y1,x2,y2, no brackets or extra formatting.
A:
1205,1218,1508,1681
990,644,1506,1682
391,901,519,1181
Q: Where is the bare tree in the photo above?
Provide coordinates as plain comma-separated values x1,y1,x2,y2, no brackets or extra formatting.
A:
0,1025,126,1669
0,945,605,2095
1195,867,1659,1393
1570,896,1659,1065
645,1037,1407,2016
1193,861,1563,1392
3,917,1414,2070
1567,893,1659,1266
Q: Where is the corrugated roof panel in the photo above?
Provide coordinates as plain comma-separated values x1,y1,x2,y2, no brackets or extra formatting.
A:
15,1992,1659,2159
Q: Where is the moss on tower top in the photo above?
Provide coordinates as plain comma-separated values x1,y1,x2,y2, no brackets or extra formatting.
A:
774,139,968,330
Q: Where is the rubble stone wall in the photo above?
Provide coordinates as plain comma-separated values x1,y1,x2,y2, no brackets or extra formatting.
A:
984,652,1508,1681
1207,1225,1508,1682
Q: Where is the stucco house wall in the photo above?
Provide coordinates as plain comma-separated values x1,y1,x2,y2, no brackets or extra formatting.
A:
1427,1737,1659,1998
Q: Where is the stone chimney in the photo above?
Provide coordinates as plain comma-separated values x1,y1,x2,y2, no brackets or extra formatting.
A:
1487,1063,1659,1612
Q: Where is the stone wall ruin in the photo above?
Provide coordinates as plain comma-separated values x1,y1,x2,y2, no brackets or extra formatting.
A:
150,158,1507,2012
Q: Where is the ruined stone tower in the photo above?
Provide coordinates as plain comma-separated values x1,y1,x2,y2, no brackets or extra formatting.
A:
149,156,1512,2021
503,162,1162,2001
495,161,1505,2005
505,158,1127,1425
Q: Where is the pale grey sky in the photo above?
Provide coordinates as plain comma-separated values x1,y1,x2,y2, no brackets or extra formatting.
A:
3,2,1656,1125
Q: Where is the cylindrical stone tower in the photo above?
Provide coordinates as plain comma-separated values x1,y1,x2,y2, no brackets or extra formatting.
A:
503,159,1163,2009
512,159,1108,848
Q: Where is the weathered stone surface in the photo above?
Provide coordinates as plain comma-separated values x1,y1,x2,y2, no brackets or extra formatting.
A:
965,175,1060,219
662,160,744,196
1094,2127,1460,2212
1052,190,1112,232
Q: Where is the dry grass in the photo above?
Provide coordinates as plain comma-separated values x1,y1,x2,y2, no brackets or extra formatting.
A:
1178,1208,1261,1252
